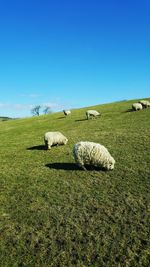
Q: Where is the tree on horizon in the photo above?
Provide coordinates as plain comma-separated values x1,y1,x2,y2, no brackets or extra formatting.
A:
31,105,41,116
43,106,52,114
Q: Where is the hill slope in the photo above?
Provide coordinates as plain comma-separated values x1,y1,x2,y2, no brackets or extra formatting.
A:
0,99,150,266
0,116,13,121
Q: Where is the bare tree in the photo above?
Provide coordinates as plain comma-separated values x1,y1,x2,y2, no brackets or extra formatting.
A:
43,106,52,114
31,105,41,116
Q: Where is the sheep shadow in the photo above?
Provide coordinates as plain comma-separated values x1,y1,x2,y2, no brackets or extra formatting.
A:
123,109,134,113
57,116,66,119
45,163,106,171
27,145,46,150
75,118,87,122
45,163,79,170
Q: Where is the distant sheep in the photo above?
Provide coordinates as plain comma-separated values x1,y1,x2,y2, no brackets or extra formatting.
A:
44,132,68,150
63,110,71,116
132,103,143,111
73,141,115,171
86,110,101,120
139,100,150,108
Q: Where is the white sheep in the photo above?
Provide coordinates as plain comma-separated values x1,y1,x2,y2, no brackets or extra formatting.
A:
44,132,68,149
132,103,143,111
73,141,115,171
63,110,71,116
86,110,101,120
139,100,150,108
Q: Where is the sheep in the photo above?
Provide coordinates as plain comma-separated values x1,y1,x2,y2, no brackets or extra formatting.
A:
132,103,143,111
73,141,115,171
86,110,101,120
63,110,71,116
139,100,150,108
44,132,68,150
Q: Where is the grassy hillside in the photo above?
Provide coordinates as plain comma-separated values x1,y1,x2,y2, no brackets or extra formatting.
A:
0,99,150,267
0,116,13,121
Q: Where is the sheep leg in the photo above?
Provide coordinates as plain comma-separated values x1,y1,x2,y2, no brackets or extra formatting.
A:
45,140,50,150
47,144,51,150
79,164,87,171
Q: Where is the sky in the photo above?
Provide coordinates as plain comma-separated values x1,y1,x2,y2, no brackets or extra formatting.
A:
0,0,150,118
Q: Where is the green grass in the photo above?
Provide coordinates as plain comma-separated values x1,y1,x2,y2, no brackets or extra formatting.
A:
0,99,150,267
0,116,13,121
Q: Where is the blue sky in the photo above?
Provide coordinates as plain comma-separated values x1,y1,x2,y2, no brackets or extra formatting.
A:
0,0,150,117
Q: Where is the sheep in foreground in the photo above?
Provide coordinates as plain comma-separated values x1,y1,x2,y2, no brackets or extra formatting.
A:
63,110,71,116
139,100,150,108
86,110,101,120
132,103,143,111
73,141,115,170
44,132,68,150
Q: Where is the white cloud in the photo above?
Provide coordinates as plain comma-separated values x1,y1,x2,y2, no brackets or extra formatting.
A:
0,101,67,112
0,99,73,118
41,102,64,109
0,103,34,110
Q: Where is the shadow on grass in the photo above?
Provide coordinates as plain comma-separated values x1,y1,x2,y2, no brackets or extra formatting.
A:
75,118,87,122
27,145,46,150
46,163,107,171
46,163,79,170
57,116,65,119
123,109,135,113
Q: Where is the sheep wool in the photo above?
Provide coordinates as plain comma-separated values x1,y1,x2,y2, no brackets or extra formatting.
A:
86,110,100,119
132,103,143,111
63,110,71,116
73,141,115,170
44,132,68,149
139,100,150,108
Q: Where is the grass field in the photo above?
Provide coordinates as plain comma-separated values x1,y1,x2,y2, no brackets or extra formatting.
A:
0,99,150,267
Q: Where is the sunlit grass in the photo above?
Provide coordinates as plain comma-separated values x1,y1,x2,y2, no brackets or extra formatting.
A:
0,99,150,266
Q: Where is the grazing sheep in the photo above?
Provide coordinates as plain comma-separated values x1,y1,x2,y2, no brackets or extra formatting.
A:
73,141,115,171
86,110,101,120
139,100,150,108
63,110,71,116
44,132,68,150
132,103,143,111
